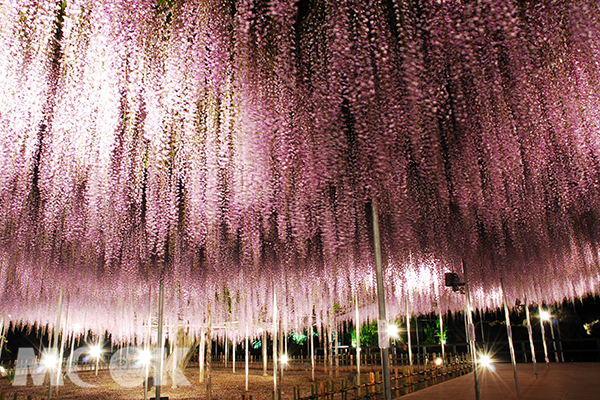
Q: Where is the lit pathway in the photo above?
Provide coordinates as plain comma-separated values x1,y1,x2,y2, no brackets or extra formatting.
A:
400,363,600,400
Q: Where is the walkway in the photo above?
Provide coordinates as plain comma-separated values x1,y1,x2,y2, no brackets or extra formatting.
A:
402,362,600,400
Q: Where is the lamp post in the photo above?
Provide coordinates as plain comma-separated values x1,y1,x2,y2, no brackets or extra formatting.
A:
540,310,559,362
539,307,550,369
371,201,392,400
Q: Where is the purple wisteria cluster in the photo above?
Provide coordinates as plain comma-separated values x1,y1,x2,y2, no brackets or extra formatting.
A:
1,0,600,341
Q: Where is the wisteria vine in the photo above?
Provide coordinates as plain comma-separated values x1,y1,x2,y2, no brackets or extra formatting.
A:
1,0,600,341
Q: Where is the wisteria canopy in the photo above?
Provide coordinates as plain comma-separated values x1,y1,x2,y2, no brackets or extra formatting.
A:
1,0,600,342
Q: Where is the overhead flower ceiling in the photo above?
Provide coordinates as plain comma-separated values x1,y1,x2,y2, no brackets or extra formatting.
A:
1,0,600,341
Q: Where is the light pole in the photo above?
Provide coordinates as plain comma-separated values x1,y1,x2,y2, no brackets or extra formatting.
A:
539,307,550,368
88,344,103,376
540,310,558,362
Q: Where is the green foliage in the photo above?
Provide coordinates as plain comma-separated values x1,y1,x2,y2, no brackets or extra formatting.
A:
351,320,378,347
290,331,307,345
423,318,447,345
252,339,262,349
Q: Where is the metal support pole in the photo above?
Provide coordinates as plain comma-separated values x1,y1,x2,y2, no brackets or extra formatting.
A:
199,327,205,383
48,288,63,400
462,260,481,400
371,201,392,400
501,278,520,396
155,280,165,400
225,329,228,369
233,337,236,374
262,328,267,376
440,314,445,361
524,297,538,379
539,305,550,369
355,298,360,378
406,303,413,366
273,290,278,395
68,331,76,373
556,321,564,362
0,314,5,363
549,320,559,363
245,324,249,391
310,323,315,382
145,289,152,400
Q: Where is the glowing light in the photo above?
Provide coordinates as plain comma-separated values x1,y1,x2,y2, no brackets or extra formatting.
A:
41,352,58,369
137,349,152,365
88,345,103,359
73,323,82,332
435,358,443,366
387,324,400,339
280,354,289,364
540,311,551,321
0,366,6,374
479,354,492,368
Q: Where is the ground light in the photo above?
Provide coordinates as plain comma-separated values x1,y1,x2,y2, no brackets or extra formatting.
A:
478,354,496,372
41,351,58,370
387,324,400,340
88,344,103,376
280,354,289,365
435,358,443,366
540,311,551,321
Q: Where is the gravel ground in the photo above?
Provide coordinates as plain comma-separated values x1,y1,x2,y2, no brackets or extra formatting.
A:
0,365,363,400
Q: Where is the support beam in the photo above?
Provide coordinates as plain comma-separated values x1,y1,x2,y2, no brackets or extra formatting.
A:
462,260,480,400
501,278,520,396
155,281,165,400
371,201,391,400
524,297,538,379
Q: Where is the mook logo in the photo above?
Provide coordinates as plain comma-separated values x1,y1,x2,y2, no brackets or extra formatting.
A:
12,346,191,388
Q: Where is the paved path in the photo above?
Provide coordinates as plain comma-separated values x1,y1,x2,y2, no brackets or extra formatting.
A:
401,363,600,400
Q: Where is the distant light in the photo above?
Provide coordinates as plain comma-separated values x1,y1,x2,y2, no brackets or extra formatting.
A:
41,352,58,369
0,366,6,374
435,357,443,366
88,345,103,359
280,354,289,364
387,324,400,339
137,349,152,365
479,354,492,368
540,311,551,321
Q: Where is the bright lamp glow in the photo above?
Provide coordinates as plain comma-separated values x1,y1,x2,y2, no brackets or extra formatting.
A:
280,354,289,364
137,349,152,365
88,345,103,359
479,354,492,368
435,357,443,366
41,352,58,369
387,324,400,339
540,311,551,321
